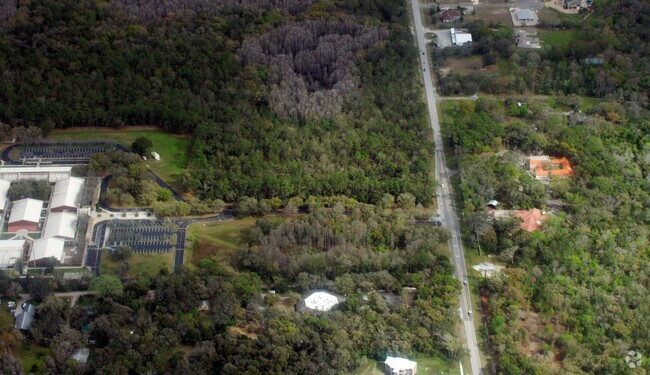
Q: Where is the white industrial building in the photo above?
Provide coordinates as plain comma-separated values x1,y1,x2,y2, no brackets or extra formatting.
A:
0,240,27,268
0,166,72,182
29,238,66,263
0,179,11,212
384,356,417,375
450,28,472,46
50,177,84,212
42,212,77,240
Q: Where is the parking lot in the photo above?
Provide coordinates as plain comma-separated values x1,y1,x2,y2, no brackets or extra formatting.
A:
106,220,176,254
20,145,110,161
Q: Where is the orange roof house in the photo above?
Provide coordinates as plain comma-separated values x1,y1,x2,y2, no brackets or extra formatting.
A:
514,208,547,232
529,156,573,179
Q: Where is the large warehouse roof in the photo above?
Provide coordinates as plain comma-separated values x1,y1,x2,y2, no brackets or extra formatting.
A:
0,179,11,210
0,240,26,268
50,177,84,210
42,212,77,239
30,238,65,262
9,198,43,224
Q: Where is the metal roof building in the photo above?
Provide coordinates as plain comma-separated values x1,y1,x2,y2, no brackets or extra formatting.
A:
450,28,473,46
30,238,65,263
50,177,84,212
515,9,536,21
15,304,36,330
42,212,77,240
0,240,26,268
8,198,43,232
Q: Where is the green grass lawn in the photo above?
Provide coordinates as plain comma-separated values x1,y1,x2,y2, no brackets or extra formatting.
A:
47,127,191,189
356,355,464,375
16,343,50,373
100,250,174,277
539,29,581,49
0,302,14,328
186,216,287,266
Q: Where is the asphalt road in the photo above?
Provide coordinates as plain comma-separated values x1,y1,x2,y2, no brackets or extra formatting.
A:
409,0,483,373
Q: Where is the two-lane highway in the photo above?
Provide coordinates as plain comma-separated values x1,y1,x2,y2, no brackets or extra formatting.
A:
408,0,483,373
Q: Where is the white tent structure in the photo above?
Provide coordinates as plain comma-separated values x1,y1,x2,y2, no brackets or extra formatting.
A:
304,291,340,311
42,212,77,239
384,356,417,375
30,238,65,263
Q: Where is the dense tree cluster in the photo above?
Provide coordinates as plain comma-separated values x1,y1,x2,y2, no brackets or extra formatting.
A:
7,180,51,201
185,19,435,204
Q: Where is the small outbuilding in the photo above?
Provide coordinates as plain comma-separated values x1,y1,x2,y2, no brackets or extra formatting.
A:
487,200,499,208
151,151,160,160
71,348,90,363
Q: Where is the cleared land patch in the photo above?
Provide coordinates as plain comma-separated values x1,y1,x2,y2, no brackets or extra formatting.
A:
47,127,190,189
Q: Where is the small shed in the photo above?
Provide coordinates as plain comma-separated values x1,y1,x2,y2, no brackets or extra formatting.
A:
71,348,90,363
150,151,160,160
487,200,499,208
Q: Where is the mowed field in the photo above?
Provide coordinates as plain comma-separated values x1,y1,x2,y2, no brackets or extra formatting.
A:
47,127,190,189
186,216,287,267
100,250,174,277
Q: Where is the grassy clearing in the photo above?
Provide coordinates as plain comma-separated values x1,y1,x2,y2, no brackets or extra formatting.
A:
186,216,287,266
539,29,581,48
16,343,50,373
47,127,190,189
416,354,464,375
0,302,14,328
100,250,174,277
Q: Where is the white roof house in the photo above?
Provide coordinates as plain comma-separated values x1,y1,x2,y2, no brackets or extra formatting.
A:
385,356,417,375
0,179,11,212
9,198,44,224
0,240,26,268
450,28,473,46
50,177,84,211
304,291,340,311
30,238,65,263
42,212,77,239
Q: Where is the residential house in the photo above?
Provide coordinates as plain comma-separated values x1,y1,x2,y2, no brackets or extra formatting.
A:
440,9,461,23
15,304,36,331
